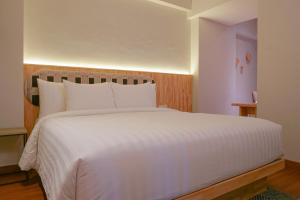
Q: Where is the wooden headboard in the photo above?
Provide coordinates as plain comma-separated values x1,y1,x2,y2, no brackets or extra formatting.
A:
25,70,154,106
24,64,193,133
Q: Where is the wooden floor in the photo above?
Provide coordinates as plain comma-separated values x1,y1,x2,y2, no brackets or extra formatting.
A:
0,160,299,200
268,160,300,198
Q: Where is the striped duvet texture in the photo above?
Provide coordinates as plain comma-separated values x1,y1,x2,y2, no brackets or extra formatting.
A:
19,108,283,200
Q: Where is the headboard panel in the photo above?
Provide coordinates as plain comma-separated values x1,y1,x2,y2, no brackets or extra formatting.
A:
25,70,154,106
24,64,193,133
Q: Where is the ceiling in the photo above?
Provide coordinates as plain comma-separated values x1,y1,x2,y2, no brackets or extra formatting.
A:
194,0,258,26
148,0,258,26
147,0,192,11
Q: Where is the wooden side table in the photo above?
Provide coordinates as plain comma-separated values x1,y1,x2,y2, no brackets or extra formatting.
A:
232,103,257,117
0,128,27,146
0,128,28,185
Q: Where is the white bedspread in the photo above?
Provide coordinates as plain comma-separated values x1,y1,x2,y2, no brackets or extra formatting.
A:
19,108,283,200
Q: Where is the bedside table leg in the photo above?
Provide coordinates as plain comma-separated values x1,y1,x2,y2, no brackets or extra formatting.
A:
23,133,28,146
23,133,29,182
25,171,29,182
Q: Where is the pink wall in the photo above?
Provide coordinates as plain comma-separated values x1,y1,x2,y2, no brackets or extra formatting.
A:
196,19,236,115
235,36,257,103
234,19,257,105
195,19,257,115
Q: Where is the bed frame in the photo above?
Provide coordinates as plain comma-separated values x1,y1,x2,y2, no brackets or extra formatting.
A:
176,159,285,200
23,64,284,200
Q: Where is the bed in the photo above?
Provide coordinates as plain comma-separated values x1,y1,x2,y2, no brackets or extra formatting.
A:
20,68,284,200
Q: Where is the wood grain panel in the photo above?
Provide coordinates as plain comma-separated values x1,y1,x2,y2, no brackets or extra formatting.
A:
175,159,285,200
24,64,192,133
268,160,300,198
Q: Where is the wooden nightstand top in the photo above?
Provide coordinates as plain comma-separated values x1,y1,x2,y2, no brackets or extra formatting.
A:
0,128,27,137
232,103,257,108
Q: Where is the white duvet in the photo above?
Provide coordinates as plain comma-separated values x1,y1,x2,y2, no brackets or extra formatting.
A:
19,108,283,200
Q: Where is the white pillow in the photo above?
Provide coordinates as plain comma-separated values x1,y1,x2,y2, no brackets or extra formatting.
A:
63,80,115,111
111,82,156,108
38,79,65,118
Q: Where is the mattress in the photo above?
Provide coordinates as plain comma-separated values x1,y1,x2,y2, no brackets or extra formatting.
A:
19,108,283,200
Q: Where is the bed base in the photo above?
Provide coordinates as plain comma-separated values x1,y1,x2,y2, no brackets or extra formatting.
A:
175,159,285,200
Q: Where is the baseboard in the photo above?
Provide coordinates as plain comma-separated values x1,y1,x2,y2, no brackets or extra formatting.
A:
0,165,20,175
0,172,27,185
285,159,300,168
0,165,29,185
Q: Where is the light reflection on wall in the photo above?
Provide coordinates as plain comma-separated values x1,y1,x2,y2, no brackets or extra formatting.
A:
24,59,191,75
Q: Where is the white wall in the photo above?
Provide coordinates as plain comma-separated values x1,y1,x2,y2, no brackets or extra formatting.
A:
193,19,257,115
0,0,24,166
258,0,300,162
234,20,257,105
24,0,190,74
191,18,200,111
235,36,257,103
195,19,236,114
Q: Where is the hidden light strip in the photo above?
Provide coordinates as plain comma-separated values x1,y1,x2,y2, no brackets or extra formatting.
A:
24,59,191,75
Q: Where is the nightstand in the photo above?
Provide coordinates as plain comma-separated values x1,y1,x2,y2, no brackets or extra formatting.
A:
0,128,27,145
232,103,257,117
0,128,28,185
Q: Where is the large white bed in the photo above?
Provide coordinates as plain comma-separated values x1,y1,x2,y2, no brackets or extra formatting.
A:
19,108,282,200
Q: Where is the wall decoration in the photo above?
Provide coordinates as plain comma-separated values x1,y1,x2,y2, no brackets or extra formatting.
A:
235,58,240,67
235,52,253,74
235,57,244,74
245,52,252,64
240,65,244,74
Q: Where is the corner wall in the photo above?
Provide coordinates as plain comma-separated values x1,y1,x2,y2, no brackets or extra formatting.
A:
0,0,24,166
258,0,300,162
195,19,236,114
193,19,257,115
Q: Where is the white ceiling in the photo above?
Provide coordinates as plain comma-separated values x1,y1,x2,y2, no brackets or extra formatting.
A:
147,0,258,26
162,0,192,9
190,0,258,26
147,0,192,11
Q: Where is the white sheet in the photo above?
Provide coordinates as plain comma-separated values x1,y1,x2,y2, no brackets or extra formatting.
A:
19,108,283,200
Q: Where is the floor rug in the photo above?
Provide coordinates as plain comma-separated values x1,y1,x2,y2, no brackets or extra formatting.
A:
251,187,297,200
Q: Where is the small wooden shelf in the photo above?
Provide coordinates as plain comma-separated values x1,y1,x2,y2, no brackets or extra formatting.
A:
232,103,257,117
0,127,28,185
0,128,27,137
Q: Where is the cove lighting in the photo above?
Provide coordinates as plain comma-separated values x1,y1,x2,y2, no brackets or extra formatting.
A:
24,59,191,75
146,0,190,12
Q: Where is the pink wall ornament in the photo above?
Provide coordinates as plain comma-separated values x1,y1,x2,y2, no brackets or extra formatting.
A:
245,52,252,64
235,57,240,67
240,65,244,74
